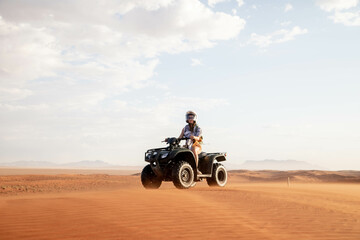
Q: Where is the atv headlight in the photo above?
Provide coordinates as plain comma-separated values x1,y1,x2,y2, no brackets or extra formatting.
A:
160,152,169,158
145,152,151,159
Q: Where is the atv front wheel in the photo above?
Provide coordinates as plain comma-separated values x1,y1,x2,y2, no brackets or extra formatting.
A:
141,164,162,189
207,163,227,187
172,161,195,189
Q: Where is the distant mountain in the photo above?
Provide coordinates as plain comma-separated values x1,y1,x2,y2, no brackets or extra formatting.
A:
61,160,114,168
0,160,142,170
238,159,325,170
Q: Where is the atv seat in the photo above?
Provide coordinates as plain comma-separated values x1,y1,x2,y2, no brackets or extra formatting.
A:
198,152,207,159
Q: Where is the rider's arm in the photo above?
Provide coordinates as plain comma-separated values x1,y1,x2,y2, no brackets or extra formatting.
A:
178,128,184,139
191,136,201,141
190,126,202,141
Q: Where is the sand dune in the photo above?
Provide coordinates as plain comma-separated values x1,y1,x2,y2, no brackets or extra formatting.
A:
1,171,360,239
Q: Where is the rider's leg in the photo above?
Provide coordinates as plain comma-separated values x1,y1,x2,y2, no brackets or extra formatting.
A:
191,146,198,167
191,145,202,171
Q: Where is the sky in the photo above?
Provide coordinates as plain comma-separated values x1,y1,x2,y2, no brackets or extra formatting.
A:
0,0,359,170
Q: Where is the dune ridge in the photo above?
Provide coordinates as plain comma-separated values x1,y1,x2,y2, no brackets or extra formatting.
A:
1,170,360,196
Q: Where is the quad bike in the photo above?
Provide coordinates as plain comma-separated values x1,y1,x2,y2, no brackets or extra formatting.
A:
141,137,228,189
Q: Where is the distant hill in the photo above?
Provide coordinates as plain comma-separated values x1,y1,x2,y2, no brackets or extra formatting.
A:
237,159,324,170
62,160,114,168
1,159,324,171
228,170,360,183
0,160,142,170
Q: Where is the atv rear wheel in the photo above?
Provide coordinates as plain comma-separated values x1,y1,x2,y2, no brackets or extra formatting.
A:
141,164,162,189
172,161,194,189
207,163,227,187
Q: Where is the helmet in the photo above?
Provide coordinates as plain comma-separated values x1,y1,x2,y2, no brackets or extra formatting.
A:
186,110,197,123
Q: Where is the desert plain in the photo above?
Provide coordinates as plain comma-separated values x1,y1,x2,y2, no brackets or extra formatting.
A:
1,168,360,240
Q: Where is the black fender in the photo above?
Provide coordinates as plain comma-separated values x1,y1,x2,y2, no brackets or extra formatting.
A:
199,154,227,175
215,155,226,162
168,149,197,177
150,154,163,178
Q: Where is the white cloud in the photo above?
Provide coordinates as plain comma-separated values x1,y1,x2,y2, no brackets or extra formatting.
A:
207,0,243,9
118,1,246,50
232,8,237,15
248,26,308,48
316,0,358,12
237,0,245,8
208,0,227,8
284,3,293,12
330,10,360,25
191,58,203,66
0,0,243,163
0,16,62,85
316,0,360,26
0,0,245,101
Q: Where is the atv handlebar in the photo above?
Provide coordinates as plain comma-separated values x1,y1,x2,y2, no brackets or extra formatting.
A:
177,137,190,141
163,137,190,145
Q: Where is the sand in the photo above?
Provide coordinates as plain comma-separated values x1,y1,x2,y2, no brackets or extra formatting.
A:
1,170,360,240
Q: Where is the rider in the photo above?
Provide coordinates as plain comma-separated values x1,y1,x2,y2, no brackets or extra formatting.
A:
178,111,203,174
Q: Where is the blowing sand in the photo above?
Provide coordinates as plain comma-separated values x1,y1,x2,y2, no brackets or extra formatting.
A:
1,170,360,240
